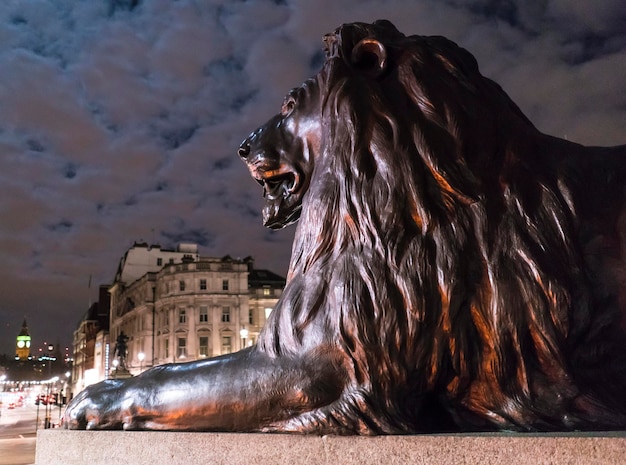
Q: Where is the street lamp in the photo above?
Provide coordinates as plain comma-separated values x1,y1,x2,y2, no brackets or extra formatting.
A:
44,376,58,429
44,344,54,429
59,371,71,421
239,327,249,349
137,352,145,373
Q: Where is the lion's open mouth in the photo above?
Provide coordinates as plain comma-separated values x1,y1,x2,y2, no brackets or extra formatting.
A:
256,171,298,200
251,166,303,229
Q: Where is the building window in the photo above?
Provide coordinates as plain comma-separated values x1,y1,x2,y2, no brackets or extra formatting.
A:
179,280,185,291
157,258,163,266
199,336,209,358
165,339,169,359
222,279,229,291
249,308,254,325
199,306,208,323
221,306,230,323
169,258,174,264
178,308,187,324
263,287,271,296
200,279,207,290
177,337,187,358
221,336,232,354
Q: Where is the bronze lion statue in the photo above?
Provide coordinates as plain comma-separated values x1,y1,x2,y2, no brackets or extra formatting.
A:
64,20,626,433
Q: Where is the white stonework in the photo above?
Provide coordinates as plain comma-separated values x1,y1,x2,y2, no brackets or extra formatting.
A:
113,242,200,284
71,243,284,396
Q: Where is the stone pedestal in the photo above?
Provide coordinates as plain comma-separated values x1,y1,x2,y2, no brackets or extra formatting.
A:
35,430,625,465
109,367,132,379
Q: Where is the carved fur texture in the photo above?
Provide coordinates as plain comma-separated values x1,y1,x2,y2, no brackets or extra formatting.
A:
242,20,626,432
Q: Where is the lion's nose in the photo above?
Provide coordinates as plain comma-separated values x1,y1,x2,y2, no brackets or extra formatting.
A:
238,141,251,159
239,127,264,159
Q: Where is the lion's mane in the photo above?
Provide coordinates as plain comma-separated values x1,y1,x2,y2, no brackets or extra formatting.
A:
257,20,626,433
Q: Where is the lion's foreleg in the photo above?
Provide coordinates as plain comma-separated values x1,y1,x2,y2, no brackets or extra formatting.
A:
63,347,347,431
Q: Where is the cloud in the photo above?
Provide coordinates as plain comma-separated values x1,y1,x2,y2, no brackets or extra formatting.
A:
0,0,623,355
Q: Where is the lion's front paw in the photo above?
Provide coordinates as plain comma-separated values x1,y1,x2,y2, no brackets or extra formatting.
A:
63,380,126,430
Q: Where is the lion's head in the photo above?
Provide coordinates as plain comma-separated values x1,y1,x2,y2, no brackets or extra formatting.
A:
239,20,531,231
239,20,626,432
238,78,322,229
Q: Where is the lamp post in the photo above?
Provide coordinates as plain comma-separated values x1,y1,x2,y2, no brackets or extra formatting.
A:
43,376,59,429
58,371,69,422
44,344,54,429
0,375,5,420
137,352,145,374
35,388,40,432
239,327,249,349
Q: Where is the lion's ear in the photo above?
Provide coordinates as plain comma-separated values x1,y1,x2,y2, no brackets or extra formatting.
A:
351,38,387,77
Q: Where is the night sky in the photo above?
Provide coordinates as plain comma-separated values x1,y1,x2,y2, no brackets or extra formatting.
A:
0,0,624,357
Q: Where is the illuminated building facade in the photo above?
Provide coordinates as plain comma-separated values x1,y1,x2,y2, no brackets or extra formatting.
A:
71,242,285,395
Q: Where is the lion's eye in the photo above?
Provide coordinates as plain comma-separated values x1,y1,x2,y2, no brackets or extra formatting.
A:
281,97,296,116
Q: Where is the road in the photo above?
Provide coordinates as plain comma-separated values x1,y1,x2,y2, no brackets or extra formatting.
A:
0,396,64,465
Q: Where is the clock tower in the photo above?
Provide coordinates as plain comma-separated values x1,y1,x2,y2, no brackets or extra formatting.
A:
15,318,31,361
